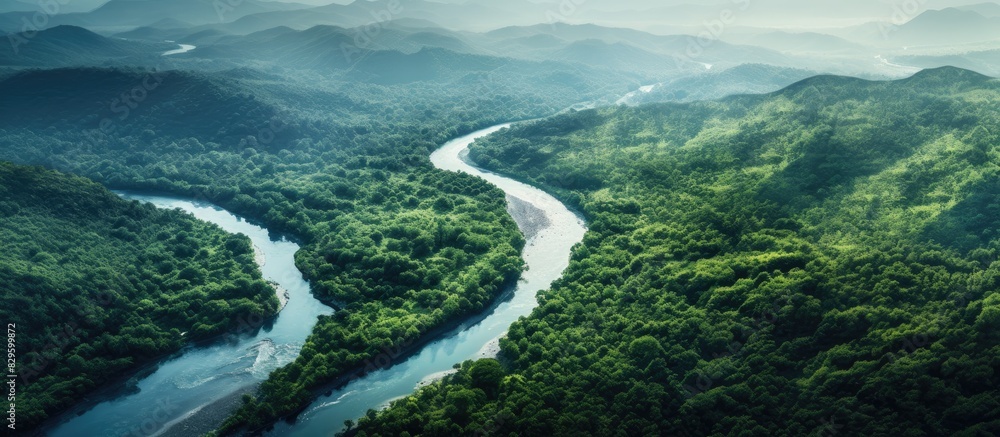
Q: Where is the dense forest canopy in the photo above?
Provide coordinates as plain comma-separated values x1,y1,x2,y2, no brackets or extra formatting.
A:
352,67,1000,436
0,162,279,428
4,0,1000,433
0,63,580,431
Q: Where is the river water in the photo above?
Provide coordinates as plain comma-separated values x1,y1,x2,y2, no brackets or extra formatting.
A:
47,123,586,436
269,124,587,436
48,194,334,437
162,44,196,56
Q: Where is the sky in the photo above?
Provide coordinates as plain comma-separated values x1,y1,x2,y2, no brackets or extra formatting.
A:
1,0,994,32
275,0,998,29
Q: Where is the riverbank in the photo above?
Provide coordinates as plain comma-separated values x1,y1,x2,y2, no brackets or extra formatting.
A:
241,269,524,435
254,243,290,311
157,384,259,437
48,121,583,437
263,123,586,437
506,194,551,242
45,193,333,437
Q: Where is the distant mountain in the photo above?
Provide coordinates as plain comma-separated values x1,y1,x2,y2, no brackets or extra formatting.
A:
741,31,867,54
184,24,374,70
956,2,1000,18
897,49,1000,76
200,0,547,35
0,0,312,32
490,33,569,53
366,64,1000,437
485,23,674,52
0,67,297,149
479,23,792,74
890,8,1000,46
113,25,189,42
340,47,506,84
623,63,819,105
0,25,172,67
146,18,193,29
898,65,995,88
95,0,312,25
0,0,37,13
115,25,232,46
304,0,543,32
140,20,798,79
0,0,106,13
168,23,638,93
549,39,678,75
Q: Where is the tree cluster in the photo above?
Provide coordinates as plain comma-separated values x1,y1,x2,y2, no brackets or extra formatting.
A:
354,67,1000,436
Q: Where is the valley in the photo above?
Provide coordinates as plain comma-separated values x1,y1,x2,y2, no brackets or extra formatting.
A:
2,1,1000,436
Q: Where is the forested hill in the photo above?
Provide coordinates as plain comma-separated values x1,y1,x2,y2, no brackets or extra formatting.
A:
0,64,539,432
0,67,299,151
353,66,1000,436
0,162,279,429
0,26,174,67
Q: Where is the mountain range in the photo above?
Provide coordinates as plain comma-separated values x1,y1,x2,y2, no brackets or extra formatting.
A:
0,25,172,67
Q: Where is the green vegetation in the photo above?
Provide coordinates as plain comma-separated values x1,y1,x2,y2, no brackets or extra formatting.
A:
0,162,279,429
1,64,609,431
353,67,1000,436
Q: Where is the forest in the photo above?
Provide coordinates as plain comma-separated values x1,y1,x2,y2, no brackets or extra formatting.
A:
0,65,581,432
351,67,1000,436
4,0,1000,434
0,162,279,429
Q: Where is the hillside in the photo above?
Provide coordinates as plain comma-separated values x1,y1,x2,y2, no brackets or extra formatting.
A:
624,64,819,105
741,31,866,54
217,0,546,34
479,23,793,74
899,49,1000,77
0,67,298,150
890,8,1000,46
0,64,561,434
0,25,173,67
0,0,311,31
354,67,1000,436
957,2,1000,18
0,162,279,429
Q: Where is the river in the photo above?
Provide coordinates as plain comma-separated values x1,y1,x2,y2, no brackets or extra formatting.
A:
163,44,196,56
48,194,335,437
268,124,587,436
46,123,586,436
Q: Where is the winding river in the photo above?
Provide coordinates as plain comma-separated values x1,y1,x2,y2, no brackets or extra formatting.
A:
162,44,196,56
270,124,587,436
48,195,335,437
46,123,586,436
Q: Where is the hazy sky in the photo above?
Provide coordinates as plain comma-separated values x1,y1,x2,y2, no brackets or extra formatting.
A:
278,0,997,28
2,0,993,32
317,0,990,9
